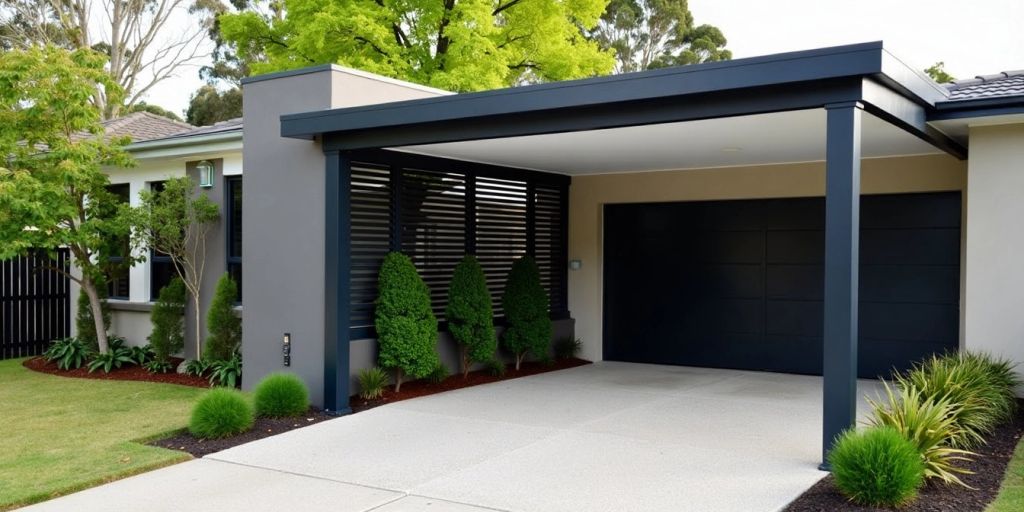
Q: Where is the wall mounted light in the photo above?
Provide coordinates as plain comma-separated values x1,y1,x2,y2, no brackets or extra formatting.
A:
282,333,291,367
569,259,582,271
197,160,214,188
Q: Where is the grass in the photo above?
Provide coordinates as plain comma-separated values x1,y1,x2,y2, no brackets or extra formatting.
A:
988,433,1024,512
0,358,207,510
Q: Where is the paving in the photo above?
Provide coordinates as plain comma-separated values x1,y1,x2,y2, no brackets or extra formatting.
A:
23,362,884,512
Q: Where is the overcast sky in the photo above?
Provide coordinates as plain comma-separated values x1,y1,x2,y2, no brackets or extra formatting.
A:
145,0,1024,119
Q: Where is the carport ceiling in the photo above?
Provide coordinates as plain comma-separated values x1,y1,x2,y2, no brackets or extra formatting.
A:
392,108,944,175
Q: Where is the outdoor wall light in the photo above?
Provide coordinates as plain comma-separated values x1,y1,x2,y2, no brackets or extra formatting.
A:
283,333,291,367
569,259,582,271
197,160,214,188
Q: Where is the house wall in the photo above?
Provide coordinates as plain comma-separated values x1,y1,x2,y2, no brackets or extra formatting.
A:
568,154,967,363
963,123,1024,391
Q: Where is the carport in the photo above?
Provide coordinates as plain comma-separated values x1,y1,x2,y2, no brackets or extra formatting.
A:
279,41,967,464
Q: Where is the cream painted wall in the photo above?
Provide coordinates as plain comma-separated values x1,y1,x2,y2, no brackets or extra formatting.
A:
964,123,1024,392
568,154,967,363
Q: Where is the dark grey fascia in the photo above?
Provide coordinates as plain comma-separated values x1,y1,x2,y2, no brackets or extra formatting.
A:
929,95,1024,121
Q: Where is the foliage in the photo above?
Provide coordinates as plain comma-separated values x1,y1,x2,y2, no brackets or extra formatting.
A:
0,46,137,355
486,358,506,377
828,426,925,507
205,273,242,362
143,359,176,374
253,373,310,417
208,352,243,388
592,0,730,73
186,85,242,126
446,255,497,377
128,345,155,366
128,102,183,122
134,176,220,358
925,62,955,84
43,337,92,370
960,352,1021,419
217,0,615,93
184,359,211,377
501,256,552,370
87,345,135,373
375,252,440,391
428,362,449,384
989,434,1024,512
866,381,975,486
357,367,389,400
148,278,187,365
75,278,111,352
554,337,583,360
188,389,253,439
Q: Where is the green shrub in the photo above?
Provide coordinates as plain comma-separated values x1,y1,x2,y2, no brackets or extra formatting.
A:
204,274,241,362
43,337,91,370
128,345,154,365
143,359,175,373
87,345,135,373
253,373,309,417
554,337,582,360
148,278,186,366
208,351,242,388
188,389,253,439
358,367,389,400
501,256,551,370
446,255,497,377
486,358,506,377
867,381,974,486
184,358,210,377
75,278,111,352
829,426,925,507
960,352,1021,421
427,362,449,384
375,252,439,391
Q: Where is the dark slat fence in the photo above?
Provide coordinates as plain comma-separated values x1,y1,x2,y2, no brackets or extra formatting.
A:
1,250,70,359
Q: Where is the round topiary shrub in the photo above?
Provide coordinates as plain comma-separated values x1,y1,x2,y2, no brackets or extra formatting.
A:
253,373,309,418
829,426,925,507
189,389,253,439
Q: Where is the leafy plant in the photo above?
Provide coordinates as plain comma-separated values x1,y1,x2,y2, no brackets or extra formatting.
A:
43,337,92,370
960,352,1021,420
148,277,186,366
204,273,241,362
866,381,975,486
375,252,439,392
143,359,176,374
486,358,506,378
829,426,925,507
427,362,449,384
208,352,242,388
188,389,253,439
128,345,154,366
75,279,111,352
554,337,583,360
87,346,135,373
501,256,552,370
357,367,389,400
183,359,210,377
253,373,309,418
446,255,498,377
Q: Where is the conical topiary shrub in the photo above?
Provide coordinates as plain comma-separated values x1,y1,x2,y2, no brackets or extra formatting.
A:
446,255,497,377
204,273,241,362
501,256,551,370
148,277,186,366
375,252,439,391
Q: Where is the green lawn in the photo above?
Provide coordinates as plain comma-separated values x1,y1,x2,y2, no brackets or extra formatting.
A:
989,431,1024,512
0,358,207,510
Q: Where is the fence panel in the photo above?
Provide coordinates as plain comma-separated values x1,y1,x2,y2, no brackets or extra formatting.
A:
1,250,70,360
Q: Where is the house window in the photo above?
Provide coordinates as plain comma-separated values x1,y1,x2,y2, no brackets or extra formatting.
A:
226,177,242,303
105,183,131,299
149,181,176,300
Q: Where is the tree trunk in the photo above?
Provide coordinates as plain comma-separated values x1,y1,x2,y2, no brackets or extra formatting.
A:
81,277,109,354
515,353,524,371
192,293,202,360
394,368,404,393
460,346,470,378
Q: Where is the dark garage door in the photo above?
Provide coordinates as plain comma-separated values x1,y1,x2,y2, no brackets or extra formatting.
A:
603,192,961,378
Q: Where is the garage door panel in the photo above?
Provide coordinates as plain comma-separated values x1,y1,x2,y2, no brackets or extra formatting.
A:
859,302,959,343
679,298,764,335
860,265,959,303
763,335,823,374
766,265,823,300
766,300,824,337
759,199,824,230
859,338,957,378
766,231,825,264
861,228,961,265
686,264,764,298
685,231,763,263
860,193,961,229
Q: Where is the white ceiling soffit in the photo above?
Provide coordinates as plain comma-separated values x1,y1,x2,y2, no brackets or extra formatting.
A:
394,109,945,175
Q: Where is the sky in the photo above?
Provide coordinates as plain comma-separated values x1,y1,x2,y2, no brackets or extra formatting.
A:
145,0,1024,118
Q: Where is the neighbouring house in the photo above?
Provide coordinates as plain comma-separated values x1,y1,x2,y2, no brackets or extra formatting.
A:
91,42,1024,462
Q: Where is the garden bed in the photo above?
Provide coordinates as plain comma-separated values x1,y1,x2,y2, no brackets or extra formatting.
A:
23,356,210,388
785,399,1024,512
151,408,334,457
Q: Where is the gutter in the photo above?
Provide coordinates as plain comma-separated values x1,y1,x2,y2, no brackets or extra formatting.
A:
930,95,1024,121
126,130,242,153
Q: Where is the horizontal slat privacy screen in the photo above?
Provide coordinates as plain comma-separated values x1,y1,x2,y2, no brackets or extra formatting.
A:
347,150,569,337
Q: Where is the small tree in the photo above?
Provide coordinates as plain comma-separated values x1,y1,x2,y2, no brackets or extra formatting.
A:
149,278,187,364
0,46,138,355
375,252,439,391
134,176,219,358
501,256,552,370
446,255,497,377
205,273,242,362
76,276,111,351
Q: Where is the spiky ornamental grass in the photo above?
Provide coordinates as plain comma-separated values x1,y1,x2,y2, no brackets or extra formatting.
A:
253,373,309,417
446,255,497,377
501,256,551,370
375,252,439,391
829,426,925,507
188,389,253,439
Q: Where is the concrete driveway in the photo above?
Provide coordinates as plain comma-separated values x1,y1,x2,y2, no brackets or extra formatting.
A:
25,362,882,512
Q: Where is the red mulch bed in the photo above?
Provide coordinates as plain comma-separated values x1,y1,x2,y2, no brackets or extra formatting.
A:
23,356,211,388
350,357,591,412
784,399,1024,512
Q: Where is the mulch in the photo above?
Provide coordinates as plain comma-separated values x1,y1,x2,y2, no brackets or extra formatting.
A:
784,399,1024,512
23,356,211,388
151,408,335,457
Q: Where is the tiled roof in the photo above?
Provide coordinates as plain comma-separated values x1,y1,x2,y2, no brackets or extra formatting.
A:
80,112,194,142
155,117,243,141
945,70,1024,101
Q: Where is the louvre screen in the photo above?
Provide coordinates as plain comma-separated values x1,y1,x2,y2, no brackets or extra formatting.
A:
347,150,569,338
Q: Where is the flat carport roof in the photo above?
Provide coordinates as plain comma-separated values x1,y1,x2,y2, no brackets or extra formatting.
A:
277,41,968,466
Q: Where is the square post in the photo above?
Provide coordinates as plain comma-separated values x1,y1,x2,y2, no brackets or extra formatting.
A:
324,150,352,415
821,102,862,467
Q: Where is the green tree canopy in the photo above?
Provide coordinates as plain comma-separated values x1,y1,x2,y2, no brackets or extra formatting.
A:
0,46,137,354
129,102,184,122
216,0,615,92
925,62,955,84
591,0,729,73
186,85,242,126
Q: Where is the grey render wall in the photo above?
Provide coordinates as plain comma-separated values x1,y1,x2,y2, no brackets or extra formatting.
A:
184,158,227,360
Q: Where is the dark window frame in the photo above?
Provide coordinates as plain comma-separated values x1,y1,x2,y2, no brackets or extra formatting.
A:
105,183,131,299
225,176,242,304
148,181,176,301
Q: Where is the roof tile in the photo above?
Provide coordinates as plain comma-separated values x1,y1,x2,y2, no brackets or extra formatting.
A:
945,71,1024,101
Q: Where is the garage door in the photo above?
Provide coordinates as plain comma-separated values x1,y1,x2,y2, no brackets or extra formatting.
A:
603,192,961,379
